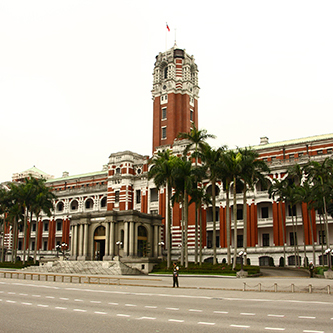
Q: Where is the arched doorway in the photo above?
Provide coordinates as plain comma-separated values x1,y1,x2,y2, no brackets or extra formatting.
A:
137,226,148,257
94,226,106,260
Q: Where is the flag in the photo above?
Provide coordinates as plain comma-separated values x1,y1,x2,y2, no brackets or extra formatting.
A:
166,23,170,32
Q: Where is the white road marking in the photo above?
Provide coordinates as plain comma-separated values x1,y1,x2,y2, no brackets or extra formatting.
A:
32,295,41,297
168,319,184,323
90,301,101,303
166,307,179,311
214,311,228,314
137,317,156,320
73,309,87,312
230,324,250,328
145,306,157,309
55,307,67,310
74,299,83,302
198,322,215,326
108,302,118,305
117,314,130,317
19,293,27,296
60,297,69,300
37,304,49,307
6,300,16,303
8,292,15,294
303,331,324,333
299,316,316,319
46,296,54,299
94,311,107,315
125,304,137,307
265,328,285,331
241,312,256,316
189,309,202,312
268,314,284,318
22,302,32,305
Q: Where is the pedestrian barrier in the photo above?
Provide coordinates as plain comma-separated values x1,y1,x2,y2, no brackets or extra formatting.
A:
242,282,332,294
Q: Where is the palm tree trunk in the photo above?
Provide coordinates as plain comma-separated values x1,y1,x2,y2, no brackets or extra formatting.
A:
27,211,33,262
199,206,203,266
290,205,297,267
180,199,184,266
279,202,286,266
23,207,28,265
1,216,6,262
243,188,247,264
194,206,198,265
301,204,307,267
322,195,330,250
165,184,171,269
226,188,231,265
308,208,315,265
319,214,324,267
212,180,217,265
184,191,189,268
34,215,40,264
232,176,238,270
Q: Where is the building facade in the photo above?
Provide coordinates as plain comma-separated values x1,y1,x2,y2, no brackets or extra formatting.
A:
2,45,333,267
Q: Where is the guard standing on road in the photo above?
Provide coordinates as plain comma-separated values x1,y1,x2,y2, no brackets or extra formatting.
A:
173,263,179,287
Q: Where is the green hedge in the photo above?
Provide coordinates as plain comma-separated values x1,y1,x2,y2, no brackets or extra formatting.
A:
0,261,39,269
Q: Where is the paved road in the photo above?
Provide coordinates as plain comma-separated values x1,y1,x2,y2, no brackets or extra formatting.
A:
1,277,333,332
260,267,310,277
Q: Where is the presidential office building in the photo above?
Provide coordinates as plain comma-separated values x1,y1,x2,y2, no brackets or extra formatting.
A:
3,44,333,268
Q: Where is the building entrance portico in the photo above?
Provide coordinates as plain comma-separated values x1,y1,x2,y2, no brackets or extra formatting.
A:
70,210,163,262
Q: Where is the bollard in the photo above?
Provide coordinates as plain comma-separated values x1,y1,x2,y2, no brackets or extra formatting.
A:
309,284,312,293
274,283,277,292
88,277,90,284
291,283,295,293
328,285,330,295
259,283,261,292
243,282,246,291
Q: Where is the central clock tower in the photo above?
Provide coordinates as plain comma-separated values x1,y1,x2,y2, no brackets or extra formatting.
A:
152,45,199,153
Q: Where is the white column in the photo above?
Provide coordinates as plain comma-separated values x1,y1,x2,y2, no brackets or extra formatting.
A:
129,222,134,256
124,222,129,256
110,222,115,258
79,224,83,256
73,224,78,257
83,223,89,258
105,222,110,256
154,224,158,257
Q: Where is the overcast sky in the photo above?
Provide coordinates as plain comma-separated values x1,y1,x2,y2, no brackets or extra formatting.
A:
1,0,333,182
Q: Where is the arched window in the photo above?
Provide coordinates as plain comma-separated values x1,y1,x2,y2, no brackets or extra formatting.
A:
101,197,107,208
85,198,94,209
164,66,168,79
57,202,64,212
71,200,78,211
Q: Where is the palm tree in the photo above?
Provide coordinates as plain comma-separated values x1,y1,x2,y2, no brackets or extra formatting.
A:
148,150,177,269
30,177,55,264
199,144,226,265
239,147,270,263
178,124,215,264
0,186,11,262
171,157,195,268
268,178,288,266
304,158,333,250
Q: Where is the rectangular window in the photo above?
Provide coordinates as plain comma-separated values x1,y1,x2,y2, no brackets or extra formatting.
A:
237,208,243,220
190,110,194,121
31,241,35,251
319,230,326,245
288,205,296,216
162,127,167,140
43,241,48,251
290,232,297,246
44,222,49,232
115,191,120,203
261,207,269,219
317,150,323,155
327,148,332,154
150,188,158,202
32,223,36,232
263,233,269,247
162,107,167,119
237,235,243,248
57,222,62,231
136,189,141,204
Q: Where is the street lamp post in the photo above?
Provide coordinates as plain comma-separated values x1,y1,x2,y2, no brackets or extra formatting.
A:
325,248,332,271
158,241,164,257
239,250,247,271
116,241,122,257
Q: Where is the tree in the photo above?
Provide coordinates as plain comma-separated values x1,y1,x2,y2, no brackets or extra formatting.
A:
148,150,177,269
268,178,288,265
177,124,215,264
30,177,55,264
199,144,225,265
171,157,195,268
239,147,270,262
